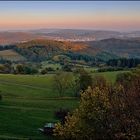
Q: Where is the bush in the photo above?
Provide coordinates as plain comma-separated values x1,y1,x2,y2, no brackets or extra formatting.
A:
62,65,72,72
46,67,55,72
15,64,38,74
98,66,124,72
55,108,70,124
41,69,47,75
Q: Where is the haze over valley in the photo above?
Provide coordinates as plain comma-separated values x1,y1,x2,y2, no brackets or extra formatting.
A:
1,29,140,44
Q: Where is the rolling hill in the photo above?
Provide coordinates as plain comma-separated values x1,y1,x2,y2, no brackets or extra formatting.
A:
0,32,44,45
85,38,140,58
0,37,140,63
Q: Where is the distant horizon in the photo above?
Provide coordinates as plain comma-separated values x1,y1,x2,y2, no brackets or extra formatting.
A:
0,27,140,33
0,1,140,31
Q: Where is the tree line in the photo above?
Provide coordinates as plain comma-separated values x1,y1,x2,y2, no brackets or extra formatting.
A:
0,63,38,74
107,58,140,68
53,69,92,97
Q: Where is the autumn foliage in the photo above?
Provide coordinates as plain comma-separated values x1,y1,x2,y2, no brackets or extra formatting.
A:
54,70,140,139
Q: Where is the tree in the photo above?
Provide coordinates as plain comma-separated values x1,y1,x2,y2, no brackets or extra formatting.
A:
70,74,80,97
0,63,12,74
14,64,38,74
15,64,25,74
53,72,75,97
46,67,55,72
107,58,140,68
54,86,111,139
92,75,108,90
77,68,93,91
54,72,140,139
110,70,140,139
62,65,72,72
24,66,38,74
41,69,47,75
0,64,6,73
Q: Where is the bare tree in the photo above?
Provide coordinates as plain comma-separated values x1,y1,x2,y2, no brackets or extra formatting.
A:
53,72,74,97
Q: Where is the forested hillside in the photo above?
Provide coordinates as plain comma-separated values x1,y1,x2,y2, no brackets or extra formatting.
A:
85,38,140,58
0,38,140,63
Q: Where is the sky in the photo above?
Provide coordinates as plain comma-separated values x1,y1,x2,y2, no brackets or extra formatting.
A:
0,1,140,31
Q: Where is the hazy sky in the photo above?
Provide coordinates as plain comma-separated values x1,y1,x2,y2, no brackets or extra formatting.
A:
0,1,140,31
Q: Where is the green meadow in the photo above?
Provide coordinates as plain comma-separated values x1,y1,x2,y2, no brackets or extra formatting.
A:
0,71,127,139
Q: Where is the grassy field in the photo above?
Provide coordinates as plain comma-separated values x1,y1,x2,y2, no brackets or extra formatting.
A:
0,74,78,139
41,61,61,70
0,71,127,139
92,71,127,83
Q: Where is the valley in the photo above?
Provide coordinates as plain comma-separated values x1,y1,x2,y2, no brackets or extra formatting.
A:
0,1,140,139
0,29,140,140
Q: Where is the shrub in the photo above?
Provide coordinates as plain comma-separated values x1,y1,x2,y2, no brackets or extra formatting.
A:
98,66,124,72
46,67,55,72
55,108,70,124
62,65,72,72
41,69,47,75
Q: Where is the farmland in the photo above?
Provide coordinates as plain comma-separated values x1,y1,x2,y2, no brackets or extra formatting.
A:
0,71,127,139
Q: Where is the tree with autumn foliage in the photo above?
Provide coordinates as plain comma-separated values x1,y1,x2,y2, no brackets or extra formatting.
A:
54,85,112,139
54,72,140,139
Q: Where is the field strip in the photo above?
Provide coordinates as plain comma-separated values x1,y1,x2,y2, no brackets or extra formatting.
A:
0,80,48,91
0,135,45,140
4,96,78,100
0,135,28,140
0,105,52,111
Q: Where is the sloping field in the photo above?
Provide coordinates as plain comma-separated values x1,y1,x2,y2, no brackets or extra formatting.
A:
0,74,78,139
0,49,26,61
